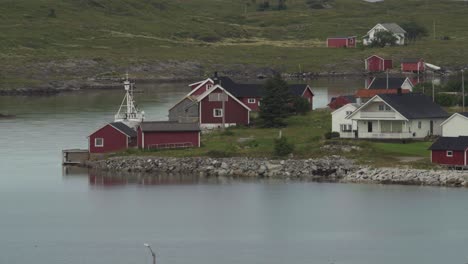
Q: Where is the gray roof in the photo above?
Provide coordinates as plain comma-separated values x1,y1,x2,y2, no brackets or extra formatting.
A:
140,121,200,132
429,136,468,151
110,122,137,138
459,112,468,118
380,23,406,34
378,93,449,119
368,77,409,90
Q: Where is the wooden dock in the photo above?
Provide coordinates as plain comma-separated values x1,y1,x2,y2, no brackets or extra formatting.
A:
62,149,89,165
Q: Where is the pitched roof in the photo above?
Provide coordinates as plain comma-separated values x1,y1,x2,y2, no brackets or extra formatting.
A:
380,23,406,34
140,121,200,132
355,88,410,98
368,77,409,90
459,112,468,118
378,93,449,119
401,58,423,63
428,136,468,151
110,122,137,137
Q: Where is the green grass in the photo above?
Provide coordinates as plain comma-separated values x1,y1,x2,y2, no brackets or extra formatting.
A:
1,0,468,89
117,111,436,168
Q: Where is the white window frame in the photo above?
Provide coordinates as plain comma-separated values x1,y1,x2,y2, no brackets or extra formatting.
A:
95,138,104,147
206,84,213,89
378,104,384,111
213,108,223,117
418,121,422,129
248,98,256,104
446,150,453,157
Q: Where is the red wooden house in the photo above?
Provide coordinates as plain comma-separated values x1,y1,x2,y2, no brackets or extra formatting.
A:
401,58,425,73
326,36,357,48
365,55,393,72
429,137,468,166
88,122,137,154
328,95,356,110
137,121,201,149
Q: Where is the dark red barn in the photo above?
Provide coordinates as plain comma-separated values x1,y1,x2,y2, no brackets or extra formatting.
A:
88,122,137,154
429,136,468,166
365,55,393,72
138,121,201,150
401,58,425,73
327,36,357,48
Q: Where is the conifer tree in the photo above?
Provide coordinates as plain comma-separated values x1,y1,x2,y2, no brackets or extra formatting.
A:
259,74,291,127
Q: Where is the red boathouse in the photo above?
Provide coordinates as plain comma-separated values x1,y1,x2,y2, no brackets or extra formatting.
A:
429,136,468,166
326,36,357,48
365,55,393,72
401,58,425,73
88,122,137,154
137,121,201,150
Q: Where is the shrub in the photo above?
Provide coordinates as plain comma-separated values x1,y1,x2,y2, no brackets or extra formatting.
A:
274,136,295,156
435,93,458,107
206,150,231,158
291,96,311,115
324,131,340,139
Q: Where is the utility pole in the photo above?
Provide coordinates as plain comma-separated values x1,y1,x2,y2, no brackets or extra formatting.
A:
463,69,465,112
386,69,389,89
432,71,435,102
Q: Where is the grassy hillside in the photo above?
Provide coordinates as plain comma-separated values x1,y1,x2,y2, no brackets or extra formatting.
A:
1,0,468,88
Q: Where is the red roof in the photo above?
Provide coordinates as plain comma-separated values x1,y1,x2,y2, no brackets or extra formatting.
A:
355,88,410,98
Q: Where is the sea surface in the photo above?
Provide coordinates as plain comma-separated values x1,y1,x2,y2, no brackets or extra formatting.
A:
1,79,467,264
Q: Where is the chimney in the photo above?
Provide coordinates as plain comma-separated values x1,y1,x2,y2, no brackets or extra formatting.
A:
397,87,402,96
213,71,219,85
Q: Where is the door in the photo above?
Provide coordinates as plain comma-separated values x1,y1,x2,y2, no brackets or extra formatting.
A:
368,121,373,133
430,120,434,135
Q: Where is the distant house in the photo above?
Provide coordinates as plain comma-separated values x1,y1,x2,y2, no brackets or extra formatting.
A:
363,23,406,46
88,122,137,154
137,121,201,150
401,58,425,73
440,112,468,137
365,55,393,72
347,93,448,139
327,36,357,48
328,95,356,110
169,84,252,129
429,136,468,167
367,77,414,91
331,103,359,138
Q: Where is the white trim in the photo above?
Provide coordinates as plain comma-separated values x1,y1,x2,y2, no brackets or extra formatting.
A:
187,78,214,97
142,131,145,149
301,85,315,97
198,131,201,147
108,123,136,138
188,80,205,87
248,98,256,104
447,150,453,157
440,113,468,127
197,85,252,111
168,96,196,111
95,138,104,147
365,54,385,61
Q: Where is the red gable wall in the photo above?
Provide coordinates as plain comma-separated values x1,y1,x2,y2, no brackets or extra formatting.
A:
89,124,128,154
200,89,249,125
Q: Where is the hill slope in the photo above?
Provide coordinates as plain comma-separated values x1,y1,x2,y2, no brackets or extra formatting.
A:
1,0,468,89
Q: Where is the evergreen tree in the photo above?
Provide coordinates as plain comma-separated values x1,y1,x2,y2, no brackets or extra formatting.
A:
369,31,398,47
259,74,292,127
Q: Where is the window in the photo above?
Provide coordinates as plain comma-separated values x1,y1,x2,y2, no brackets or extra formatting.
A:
340,124,352,132
378,105,384,111
258,101,261,106
447,151,453,157
213,108,223,117
418,121,422,129
248,98,256,104
207,84,213,89
209,93,228,102
95,138,104,147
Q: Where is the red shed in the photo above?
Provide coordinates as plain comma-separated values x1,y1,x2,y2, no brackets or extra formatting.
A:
327,36,357,48
429,136,468,166
88,122,137,154
401,58,425,73
365,55,393,72
328,95,356,110
138,121,201,150
197,85,251,128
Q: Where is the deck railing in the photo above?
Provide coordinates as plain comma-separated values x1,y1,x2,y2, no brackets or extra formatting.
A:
358,132,413,139
147,142,194,150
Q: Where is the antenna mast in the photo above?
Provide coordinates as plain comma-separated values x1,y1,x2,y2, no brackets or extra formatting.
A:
114,73,144,127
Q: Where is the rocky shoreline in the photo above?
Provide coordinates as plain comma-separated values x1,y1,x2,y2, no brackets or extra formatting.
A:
83,156,468,188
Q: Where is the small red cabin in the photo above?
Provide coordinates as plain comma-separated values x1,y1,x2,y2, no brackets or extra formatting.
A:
401,58,425,73
138,121,201,150
327,36,357,48
88,122,137,154
365,55,393,72
429,137,468,166
328,95,356,110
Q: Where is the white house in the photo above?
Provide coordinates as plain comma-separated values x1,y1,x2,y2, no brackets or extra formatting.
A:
347,93,449,139
440,112,468,137
363,23,406,46
331,103,359,138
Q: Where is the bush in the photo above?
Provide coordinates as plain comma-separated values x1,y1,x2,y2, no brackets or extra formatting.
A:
435,94,458,107
291,96,311,115
274,136,295,156
206,150,231,158
324,131,340,139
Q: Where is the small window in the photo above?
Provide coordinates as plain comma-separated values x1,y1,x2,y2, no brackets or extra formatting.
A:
95,138,104,147
447,151,453,157
258,101,261,106
418,121,422,129
207,84,213,89
213,108,223,117
248,98,256,104
378,105,384,111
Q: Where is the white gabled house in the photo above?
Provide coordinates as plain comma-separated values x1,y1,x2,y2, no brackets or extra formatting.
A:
440,112,468,137
346,93,449,139
331,103,359,138
363,23,406,46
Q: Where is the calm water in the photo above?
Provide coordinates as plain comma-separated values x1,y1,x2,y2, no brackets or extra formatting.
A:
1,80,468,264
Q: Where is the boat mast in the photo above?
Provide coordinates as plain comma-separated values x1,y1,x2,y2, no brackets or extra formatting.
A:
114,73,144,126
